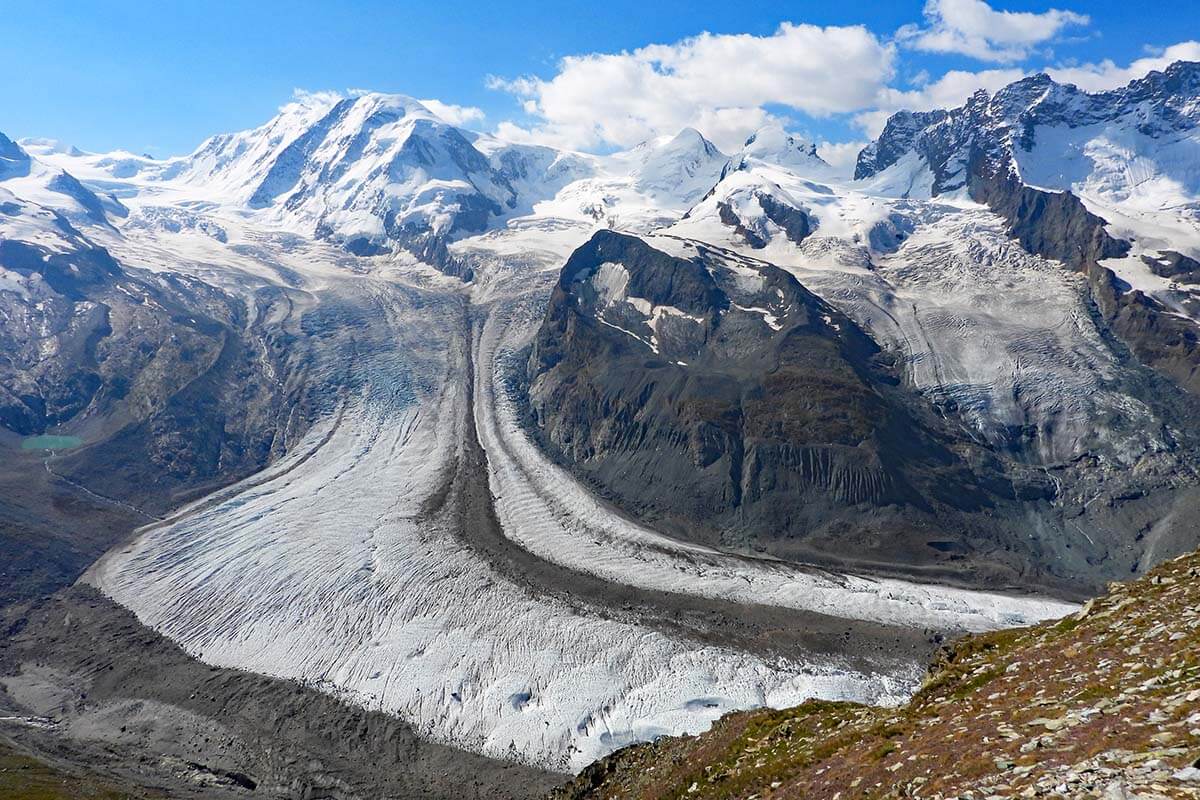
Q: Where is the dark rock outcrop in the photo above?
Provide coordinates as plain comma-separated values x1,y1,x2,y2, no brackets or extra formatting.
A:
714,190,815,249
1144,250,1200,284
757,192,814,245
856,63,1200,399
525,230,1087,590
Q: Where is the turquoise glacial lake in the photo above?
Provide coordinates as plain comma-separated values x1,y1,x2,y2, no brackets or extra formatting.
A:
21,435,84,450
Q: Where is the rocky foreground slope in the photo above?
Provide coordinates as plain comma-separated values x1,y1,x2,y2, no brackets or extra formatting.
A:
551,549,1200,800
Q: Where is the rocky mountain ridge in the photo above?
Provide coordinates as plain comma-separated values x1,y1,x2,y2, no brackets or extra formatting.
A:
522,64,1200,595
855,63,1200,395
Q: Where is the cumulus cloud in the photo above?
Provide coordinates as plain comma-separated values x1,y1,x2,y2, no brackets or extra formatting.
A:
418,99,486,127
816,141,872,175
1046,41,1200,91
898,0,1089,63
479,10,1200,157
488,22,896,151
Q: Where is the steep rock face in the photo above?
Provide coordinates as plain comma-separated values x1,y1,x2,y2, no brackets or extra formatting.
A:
854,110,949,180
1086,260,1200,393
968,166,1129,270
708,183,816,249
0,232,311,512
969,167,1200,394
526,230,1069,586
856,64,1200,398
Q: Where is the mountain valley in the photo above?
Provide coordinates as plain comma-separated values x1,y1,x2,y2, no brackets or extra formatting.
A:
2,62,1200,799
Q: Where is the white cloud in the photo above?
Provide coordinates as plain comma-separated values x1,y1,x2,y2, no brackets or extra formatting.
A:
481,12,1200,158
899,0,1089,63
488,22,895,151
418,99,486,127
288,88,346,110
817,140,871,175
1046,41,1200,91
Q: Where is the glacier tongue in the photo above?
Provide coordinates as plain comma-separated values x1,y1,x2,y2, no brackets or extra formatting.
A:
84,278,929,773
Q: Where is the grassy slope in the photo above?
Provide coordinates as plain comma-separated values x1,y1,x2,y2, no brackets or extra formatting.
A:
0,740,163,800
552,551,1200,800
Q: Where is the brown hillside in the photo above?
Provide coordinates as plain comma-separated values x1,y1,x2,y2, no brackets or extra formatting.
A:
551,551,1200,800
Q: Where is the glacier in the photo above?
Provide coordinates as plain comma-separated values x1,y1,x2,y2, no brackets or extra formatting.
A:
21,81,1188,775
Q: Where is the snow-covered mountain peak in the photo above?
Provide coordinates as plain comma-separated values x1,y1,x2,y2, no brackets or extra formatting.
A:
656,127,722,158
733,124,829,174
856,61,1200,194
159,91,528,275
0,132,124,226
180,91,453,204
607,127,728,204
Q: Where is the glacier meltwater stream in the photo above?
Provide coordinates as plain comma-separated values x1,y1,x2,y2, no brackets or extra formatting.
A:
85,273,1076,773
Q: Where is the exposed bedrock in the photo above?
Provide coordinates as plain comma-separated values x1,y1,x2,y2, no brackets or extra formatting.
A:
715,192,815,250
523,230,1135,594
968,159,1200,397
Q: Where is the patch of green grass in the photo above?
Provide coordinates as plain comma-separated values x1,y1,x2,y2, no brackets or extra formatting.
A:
870,742,897,761
0,744,152,800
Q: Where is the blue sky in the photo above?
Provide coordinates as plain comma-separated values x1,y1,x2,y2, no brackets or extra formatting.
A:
4,0,1199,162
